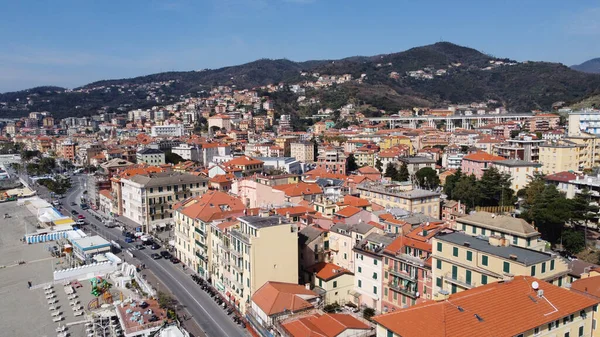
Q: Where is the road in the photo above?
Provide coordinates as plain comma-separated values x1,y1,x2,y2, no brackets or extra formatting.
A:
62,174,248,337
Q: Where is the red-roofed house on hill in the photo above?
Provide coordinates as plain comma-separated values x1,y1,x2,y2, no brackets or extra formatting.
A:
222,155,264,176
308,262,355,306
545,171,582,199
460,151,505,178
374,276,599,337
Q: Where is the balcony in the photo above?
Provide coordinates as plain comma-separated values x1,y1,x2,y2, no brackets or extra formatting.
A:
195,227,206,237
230,248,243,258
444,273,476,289
388,282,418,298
195,250,207,262
195,239,206,249
388,268,417,282
231,260,243,273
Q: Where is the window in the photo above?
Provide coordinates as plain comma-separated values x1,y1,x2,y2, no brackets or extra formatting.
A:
333,281,337,288
358,280,362,288
513,236,518,245
319,279,322,287
387,329,394,337
503,262,510,273
373,272,378,280
373,286,377,295
481,275,487,285
467,251,473,261
579,326,584,337
534,327,540,335
462,224,466,231
531,265,536,276
453,247,458,257
482,255,488,266
436,277,442,287
358,266,362,273
437,242,442,252
343,253,347,260
542,262,546,273
549,321,555,331
374,259,378,266
481,228,486,236
436,259,442,269
472,226,476,234
551,260,555,270
564,332,569,337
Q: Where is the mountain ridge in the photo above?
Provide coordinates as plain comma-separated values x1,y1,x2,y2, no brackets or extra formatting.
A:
2,42,600,119
571,58,600,74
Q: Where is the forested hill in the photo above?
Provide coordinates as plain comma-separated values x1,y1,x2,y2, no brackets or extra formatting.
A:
2,42,600,119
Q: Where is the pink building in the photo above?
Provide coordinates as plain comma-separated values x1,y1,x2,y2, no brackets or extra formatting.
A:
231,179,285,208
316,149,347,175
460,152,505,178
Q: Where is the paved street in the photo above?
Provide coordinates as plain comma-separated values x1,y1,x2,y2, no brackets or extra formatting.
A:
62,174,249,337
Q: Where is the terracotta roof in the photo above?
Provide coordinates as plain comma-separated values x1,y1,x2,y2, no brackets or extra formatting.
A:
384,235,432,255
224,155,264,167
251,282,317,316
545,171,580,183
374,276,599,337
357,166,380,174
273,182,323,197
571,275,600,299
274,206,316,217
463,152,505,162
209,173,235,184
342,195,371,208
282,313,370,337
175,191,245,222
335,206,362,218
309,262,353,281
98,189,113,200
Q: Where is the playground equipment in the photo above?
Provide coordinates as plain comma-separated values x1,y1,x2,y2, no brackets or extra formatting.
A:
90,276,110,297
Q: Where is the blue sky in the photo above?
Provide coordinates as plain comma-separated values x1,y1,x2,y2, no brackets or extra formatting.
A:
1,0,599,92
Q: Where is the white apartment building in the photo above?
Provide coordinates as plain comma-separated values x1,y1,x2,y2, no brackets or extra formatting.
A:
290,142,315,163
151,124,184,137
172,143,201,162
120,172,209,232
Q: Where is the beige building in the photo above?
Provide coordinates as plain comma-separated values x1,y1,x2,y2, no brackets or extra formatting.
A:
357,181,441,219
290,142,315,163
328,222,383,272
491,159,542,191
566,134,600,169
374,276,599,337
539,141,581,174
120,172,209,232
431,231,570,296
308,262,355,306
455,211,546,251
226,215,299,314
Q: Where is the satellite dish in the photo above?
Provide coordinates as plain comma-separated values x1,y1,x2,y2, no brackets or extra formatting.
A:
532,281,539,290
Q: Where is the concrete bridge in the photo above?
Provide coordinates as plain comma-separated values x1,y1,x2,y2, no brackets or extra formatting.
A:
366,113,534,131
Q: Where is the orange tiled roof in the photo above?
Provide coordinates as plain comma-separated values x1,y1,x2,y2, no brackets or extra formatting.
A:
251,282,317,316
282,313,370,337
342,195,371,208
273,182,323,197
335,206,362,218
571,275,600,299
309,262,353,281
463,152,505,162
224,155,264,167
175,191,245,222
374,276,599,337
274,206,316,217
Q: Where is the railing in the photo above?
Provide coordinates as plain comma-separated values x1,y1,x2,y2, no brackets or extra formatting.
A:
231,248,243,258
388,282,418,298
444,273,476,289
388,268,417,282
195,239,206,249
195,250,207,262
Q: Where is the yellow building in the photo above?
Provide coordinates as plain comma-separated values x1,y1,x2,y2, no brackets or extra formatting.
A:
308,262,355,305
431,232,570,296
357,181,440,219
227,215,299,313
539,141,581,174
378,136,413,154
566,134,600,169
374,276,599,337
354,148,376,167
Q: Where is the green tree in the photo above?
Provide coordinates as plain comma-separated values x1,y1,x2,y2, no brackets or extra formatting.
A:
477,167,514,206
415,167,440,189
397,163,410,182
561,230,585,254
363,307,376,321
452,174,481,210
570,189,599,228
530,185,571,244
375,159,383,173
443,168,463,198
346,154,359,172
384,163,398,180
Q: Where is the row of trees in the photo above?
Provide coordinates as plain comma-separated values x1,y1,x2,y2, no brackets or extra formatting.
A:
381,162,441,189
519,174,597,254
443,167,514,209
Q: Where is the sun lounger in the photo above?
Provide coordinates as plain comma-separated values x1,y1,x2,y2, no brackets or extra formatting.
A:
56,325,66,332
74,310,84,317
44,285,53,290
51,311,61,317
46,294,56,299
48,299,57,305
52,316,63,322
49,306,57,311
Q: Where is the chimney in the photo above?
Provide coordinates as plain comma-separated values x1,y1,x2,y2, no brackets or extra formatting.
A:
509,254,518,261
305,283,311,290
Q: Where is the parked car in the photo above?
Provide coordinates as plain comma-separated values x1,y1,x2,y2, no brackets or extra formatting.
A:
77,215,85,219
150,253,161,260
71,210,78,215
160,251,172,259
76,220,85,226
125,237,133,243
135,244,145,250
151,243,160,250
170,257,180,264
70,202,77,206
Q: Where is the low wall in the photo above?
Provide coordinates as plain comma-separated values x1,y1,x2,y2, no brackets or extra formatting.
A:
53,261,118,281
